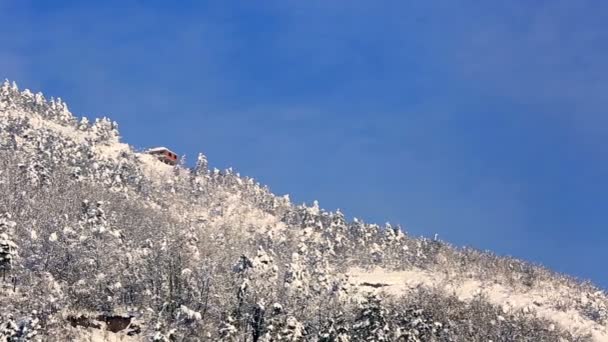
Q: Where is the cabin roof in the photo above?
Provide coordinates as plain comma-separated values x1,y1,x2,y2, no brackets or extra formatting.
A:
146,147,173,153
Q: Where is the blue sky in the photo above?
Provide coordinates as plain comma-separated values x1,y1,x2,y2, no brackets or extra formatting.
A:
2,1,608,287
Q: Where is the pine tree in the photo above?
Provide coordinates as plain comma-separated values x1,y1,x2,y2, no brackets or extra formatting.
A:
232,255,254,335
77,117,90,131
258,304,306,342
318,311,351,342
284,252,309,298
0,213,17,282
393,307,444,342
91,117,119,143
194,153,208,177
352,295,390,341
0,80,19,111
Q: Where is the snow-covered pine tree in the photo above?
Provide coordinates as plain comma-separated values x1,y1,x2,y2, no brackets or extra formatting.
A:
352,295,391,341
0,80,20,111
318,311,351,342
91,117,119,143
0,213,18,283
392,307,444,342
77,117,90,131
257,303,307,342
194,153,208,177
231,254,254,336
284,252,309,300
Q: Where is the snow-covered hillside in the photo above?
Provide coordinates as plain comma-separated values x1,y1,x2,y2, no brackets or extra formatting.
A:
1,80,607,341
350,267,608,341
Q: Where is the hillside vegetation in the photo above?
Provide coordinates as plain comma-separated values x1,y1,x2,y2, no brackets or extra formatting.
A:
0,80,606,341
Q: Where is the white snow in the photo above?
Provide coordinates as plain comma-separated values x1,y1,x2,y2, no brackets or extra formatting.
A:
92,141,130,160
349,267,608,341
24,112,88,144
137,153,174,184
4,109,132,163
179,305,202,321
145,147,173,153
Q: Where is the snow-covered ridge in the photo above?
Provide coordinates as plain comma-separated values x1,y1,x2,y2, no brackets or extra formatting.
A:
1,80,607,341
1,80,291,238
0,79,288,211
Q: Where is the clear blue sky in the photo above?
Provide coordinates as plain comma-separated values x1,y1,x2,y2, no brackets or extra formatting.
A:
2,1,607,287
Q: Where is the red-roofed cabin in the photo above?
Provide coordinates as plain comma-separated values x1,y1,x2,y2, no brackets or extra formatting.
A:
147,147,178,166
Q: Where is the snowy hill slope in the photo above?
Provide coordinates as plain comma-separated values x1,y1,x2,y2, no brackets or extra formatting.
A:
0,80,607,341
350,267,608,341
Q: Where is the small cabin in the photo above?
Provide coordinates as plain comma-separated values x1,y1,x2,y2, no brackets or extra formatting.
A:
146,147,178,166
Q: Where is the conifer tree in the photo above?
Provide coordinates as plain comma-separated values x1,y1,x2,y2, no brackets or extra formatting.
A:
353,295,390,341
0,213,17,282
318,311,351,342
194,153,208,177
